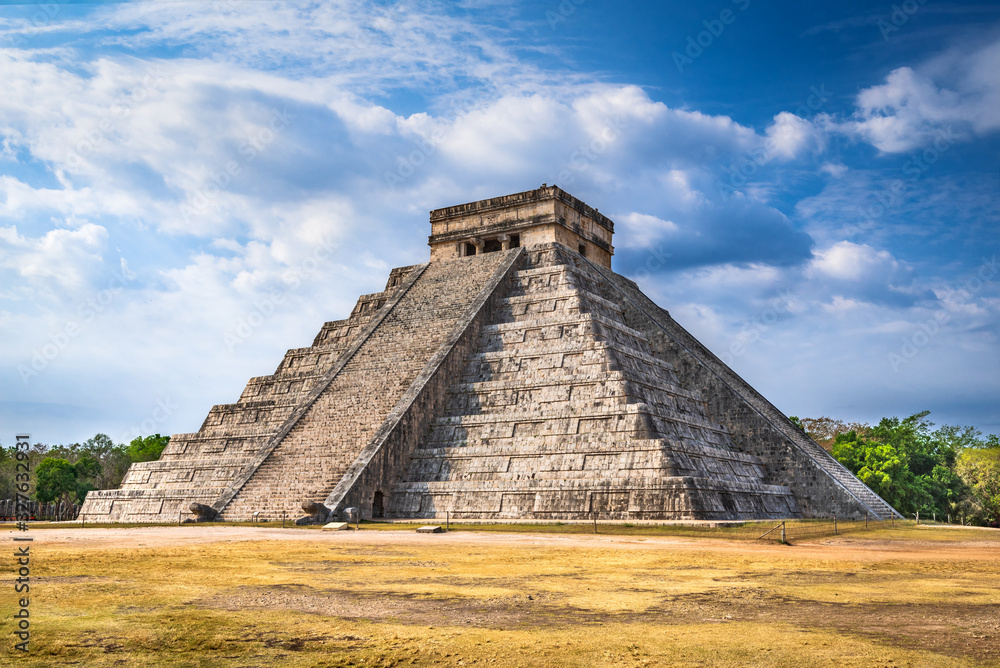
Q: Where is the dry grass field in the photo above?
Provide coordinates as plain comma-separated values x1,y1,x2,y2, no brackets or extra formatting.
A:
2,522,998,667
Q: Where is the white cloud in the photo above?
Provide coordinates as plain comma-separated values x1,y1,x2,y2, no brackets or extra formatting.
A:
819,162,848,178
810,241,899,281
811,241,903,282
805,241,921,308
840,35,1000,153
765,112,816,159
617,212,678,250
847,67,963,153
821,295,868,313
0,223,108,293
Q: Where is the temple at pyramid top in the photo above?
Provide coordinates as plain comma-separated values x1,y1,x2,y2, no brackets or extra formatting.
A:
428,184,614,268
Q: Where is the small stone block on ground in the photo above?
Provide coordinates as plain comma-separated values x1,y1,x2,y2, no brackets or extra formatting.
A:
416,525,444,533
321,522,350,531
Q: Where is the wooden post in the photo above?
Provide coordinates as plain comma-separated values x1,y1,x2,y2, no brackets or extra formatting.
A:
282,511,285,529
865,512,868,531
593,511,597,534
916,511,919,525
446,511,450,532
781,522,786,544
834,514,838,535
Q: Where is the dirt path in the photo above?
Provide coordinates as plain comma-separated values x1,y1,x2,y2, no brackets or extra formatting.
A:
9,524,999,563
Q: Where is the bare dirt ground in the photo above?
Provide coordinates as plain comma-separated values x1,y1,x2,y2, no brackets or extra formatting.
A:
27,522,1000,556
4,523,999,667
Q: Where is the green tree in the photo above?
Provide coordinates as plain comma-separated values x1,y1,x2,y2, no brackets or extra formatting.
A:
956,448,1000,527
0,432,162,503
796,416,871,451
35,452,116,504
126,434,170,463
36,458,80,504
829,412,971,519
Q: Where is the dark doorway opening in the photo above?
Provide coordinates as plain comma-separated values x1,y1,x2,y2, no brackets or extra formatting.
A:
372,491,385,518
484,238,503,253
578,243,587,257
510,234,520,248
464,242,477,256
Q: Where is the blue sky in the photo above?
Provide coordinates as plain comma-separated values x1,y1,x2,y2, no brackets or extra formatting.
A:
1,0,998,447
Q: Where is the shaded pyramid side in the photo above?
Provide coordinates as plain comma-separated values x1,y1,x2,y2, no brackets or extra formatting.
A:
568,248,900,519
388,243,801,520
78,265,421,523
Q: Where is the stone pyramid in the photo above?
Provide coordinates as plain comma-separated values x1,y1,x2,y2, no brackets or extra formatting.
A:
81,186,900,523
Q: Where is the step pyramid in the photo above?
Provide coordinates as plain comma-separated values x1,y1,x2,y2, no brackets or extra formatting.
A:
80,185,900,523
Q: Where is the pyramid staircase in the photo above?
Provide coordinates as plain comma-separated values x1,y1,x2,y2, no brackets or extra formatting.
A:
214,249,522,521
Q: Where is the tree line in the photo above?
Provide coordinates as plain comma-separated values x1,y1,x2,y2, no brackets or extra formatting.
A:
791,411,1000,527
3,411,997,527
0,434,169,506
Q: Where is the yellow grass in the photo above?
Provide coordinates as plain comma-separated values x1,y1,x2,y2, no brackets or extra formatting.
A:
2,523,998,667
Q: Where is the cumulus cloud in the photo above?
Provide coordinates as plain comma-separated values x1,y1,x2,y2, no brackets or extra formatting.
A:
617,213,679,250
807,241,918,306
765,112,818,159
839,35,1000,153
0,223,108,294
810,241,898,281
847,67,964,153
